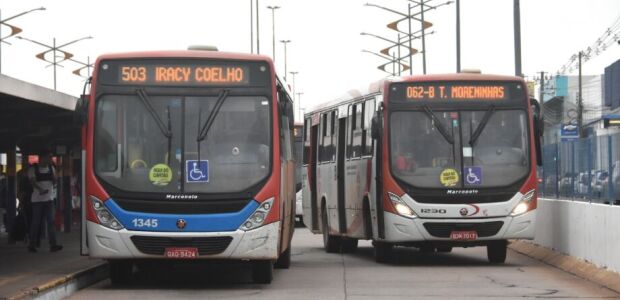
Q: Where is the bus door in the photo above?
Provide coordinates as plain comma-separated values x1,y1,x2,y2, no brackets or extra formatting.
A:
310,124,319,231
337,116,347,234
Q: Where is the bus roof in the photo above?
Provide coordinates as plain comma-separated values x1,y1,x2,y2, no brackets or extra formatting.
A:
306,78,386,115
394,73,525,83
95,50,274,64
304,73,525,117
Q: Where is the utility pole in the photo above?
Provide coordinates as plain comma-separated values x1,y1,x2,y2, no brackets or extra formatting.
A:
267,6,280,61
256,0,260,54
250,0,253,53
280,40,291,81
514,0,522,77
420,0,427,74
456,0,461,72
408,3,413,75
578,51,584,137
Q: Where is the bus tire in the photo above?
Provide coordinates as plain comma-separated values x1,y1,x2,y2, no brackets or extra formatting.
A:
363,198,373,239
109,260,133,285
487,240,507,264
322,205,341,253
374,241,393,263
274,246,291,269
341,238,358,253
252,260,273,284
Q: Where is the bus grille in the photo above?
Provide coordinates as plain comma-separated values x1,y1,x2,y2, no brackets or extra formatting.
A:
130,236,233,256
422,221,504,238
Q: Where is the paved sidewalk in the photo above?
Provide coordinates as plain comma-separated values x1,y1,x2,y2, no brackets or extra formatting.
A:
0,226,105,299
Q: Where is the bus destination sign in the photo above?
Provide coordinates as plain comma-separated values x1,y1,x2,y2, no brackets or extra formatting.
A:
405,84,507,101
96,59,271,87
118,65,249,85
389,82,523,103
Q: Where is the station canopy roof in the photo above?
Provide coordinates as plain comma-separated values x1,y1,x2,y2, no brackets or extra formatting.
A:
0,74,79,154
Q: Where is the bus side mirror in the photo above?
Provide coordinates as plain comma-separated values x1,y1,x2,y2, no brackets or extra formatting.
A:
371,113,380,140
74,94,89,126
530,98,543,166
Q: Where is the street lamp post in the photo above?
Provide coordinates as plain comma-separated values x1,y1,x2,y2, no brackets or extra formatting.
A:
280,40,291,81
289,71,299,116
0,7,46,73
267,5,280,62
297,92,304,120
17,35,93,90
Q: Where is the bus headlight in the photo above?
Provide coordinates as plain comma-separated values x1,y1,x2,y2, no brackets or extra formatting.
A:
91,196,124,230
511,190,535,216
240,198,274,231
389,193,417,219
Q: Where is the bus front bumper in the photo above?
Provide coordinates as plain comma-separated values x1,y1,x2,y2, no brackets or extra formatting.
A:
381,210,536,244
86,220,280,260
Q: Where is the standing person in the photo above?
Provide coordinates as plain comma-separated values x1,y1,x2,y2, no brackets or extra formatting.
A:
27,151,62,252
16,162,34,243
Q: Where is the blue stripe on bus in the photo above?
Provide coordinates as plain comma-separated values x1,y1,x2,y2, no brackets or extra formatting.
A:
104,198,259,232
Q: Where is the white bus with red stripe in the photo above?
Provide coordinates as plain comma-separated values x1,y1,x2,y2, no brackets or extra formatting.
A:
301,73,543,263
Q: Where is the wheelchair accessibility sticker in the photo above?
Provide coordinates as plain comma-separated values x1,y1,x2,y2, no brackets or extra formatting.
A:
465,166,482,185
186,160,209,183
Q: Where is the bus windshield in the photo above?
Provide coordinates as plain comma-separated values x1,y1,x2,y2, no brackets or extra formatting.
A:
390,109,529,189
94,94,271,195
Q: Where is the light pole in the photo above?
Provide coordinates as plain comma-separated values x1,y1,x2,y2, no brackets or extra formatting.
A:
289,71,299,116
17,35,93,90
256,0,260,54
362,49,409,76
297,92,304,120
280,40,291,81
267,5,280,61
0,7,46,73
360,32,414,74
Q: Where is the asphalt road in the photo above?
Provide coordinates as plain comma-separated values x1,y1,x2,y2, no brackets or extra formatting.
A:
68,227,619,300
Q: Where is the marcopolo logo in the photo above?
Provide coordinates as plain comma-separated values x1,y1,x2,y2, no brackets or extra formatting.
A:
165,194,199,200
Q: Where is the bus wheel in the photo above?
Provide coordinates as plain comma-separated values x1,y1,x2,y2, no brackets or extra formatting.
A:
109,260,133,285
274,246,291,269
373,241,393,263
341,238,358,253
322,207,341,253
252,260,273,284
487,240,507,264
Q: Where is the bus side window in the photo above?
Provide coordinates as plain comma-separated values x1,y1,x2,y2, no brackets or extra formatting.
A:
346,105,354,159
303,118,311,165
363,99,375,156
352,103,363,158
319,113,328,163
330,110,337,162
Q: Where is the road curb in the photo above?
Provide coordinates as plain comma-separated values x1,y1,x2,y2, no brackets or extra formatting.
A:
509,240,620,294
6,263,108,300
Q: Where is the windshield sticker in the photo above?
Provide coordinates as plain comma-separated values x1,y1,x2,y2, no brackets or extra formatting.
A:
452,119,459,127
186,160,209,183
149,164,173,186
465,167,483,185
463,147,473,157
440,168,459,187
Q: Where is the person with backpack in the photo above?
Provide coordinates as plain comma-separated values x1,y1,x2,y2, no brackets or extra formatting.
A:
27,151,62,252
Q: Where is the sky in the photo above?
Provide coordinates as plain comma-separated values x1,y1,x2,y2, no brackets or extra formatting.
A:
1,0,619,117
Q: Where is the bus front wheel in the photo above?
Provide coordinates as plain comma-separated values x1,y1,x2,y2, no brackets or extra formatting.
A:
274,246,291,269
322,206,341,253
487,240,507,264
373,241,393,263
252,260,273,284
109,260,133,285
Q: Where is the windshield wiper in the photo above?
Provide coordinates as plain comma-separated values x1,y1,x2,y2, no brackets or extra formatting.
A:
422,105,454,145
468,105,495,146
136,88,172,138
197,89,230,142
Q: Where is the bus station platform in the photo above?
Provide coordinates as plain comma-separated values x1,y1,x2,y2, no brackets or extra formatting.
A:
0,227,106,300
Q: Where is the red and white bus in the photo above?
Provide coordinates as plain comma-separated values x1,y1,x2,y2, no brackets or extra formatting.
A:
77,49,296,284
302,73,542,263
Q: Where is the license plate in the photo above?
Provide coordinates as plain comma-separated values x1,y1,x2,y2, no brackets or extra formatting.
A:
164,247,198,259
450,231,478,241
